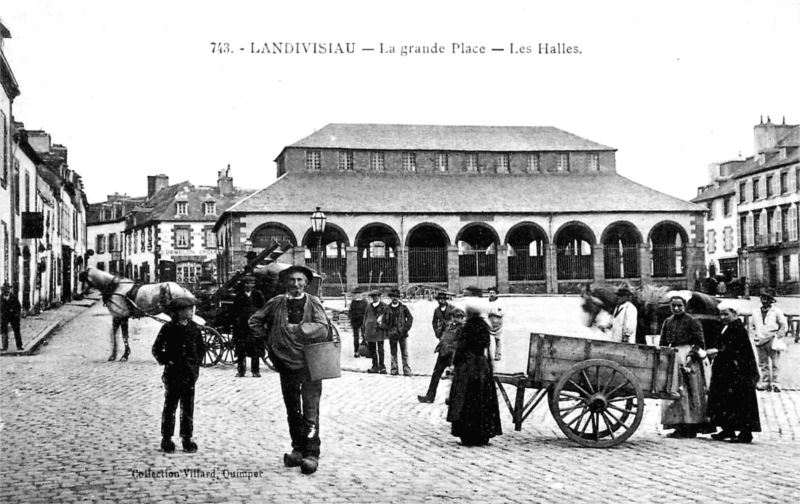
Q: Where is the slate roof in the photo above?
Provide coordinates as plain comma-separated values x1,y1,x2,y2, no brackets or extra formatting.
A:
128,181,254,228
283,124,615,155
223,172,702,217
691,179,736,203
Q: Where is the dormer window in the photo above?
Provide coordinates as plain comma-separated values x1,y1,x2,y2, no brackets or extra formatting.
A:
204,202,216,215
176,201,188,215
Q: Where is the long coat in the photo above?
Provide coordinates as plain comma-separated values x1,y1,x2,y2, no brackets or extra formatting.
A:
707,319,761,432
151,320,205,386
447,316,502,443
362,302,386,343
232,289,266,357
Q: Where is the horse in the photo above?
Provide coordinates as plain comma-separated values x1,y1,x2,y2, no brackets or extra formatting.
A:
581,283,722,349
78,267,197,362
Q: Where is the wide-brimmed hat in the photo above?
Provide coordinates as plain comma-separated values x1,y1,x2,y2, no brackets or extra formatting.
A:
278,265,314,284
616,285,633,297
435,290,452,300
463,286,482,297
388,287,401,298
760,289,777,302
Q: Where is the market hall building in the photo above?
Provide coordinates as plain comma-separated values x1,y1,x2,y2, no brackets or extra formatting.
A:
214,124,707,295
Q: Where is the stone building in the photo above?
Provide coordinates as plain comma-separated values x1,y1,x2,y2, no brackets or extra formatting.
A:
215,124,706,295
0,19,21,292
88,169,252,290
733,118,799,294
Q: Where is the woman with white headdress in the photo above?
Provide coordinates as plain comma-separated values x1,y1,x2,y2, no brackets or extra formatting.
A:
659,291,712,439
705,300,761,443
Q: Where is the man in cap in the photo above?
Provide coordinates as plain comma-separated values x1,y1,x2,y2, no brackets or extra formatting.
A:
249,264,330,475
381,286,414,375
233,275,266,377
1,283,23,352
750,289,788,392
610,285,638,344
419,306,465,403
431,290,454,344
152,296,204,454
348,288,369,358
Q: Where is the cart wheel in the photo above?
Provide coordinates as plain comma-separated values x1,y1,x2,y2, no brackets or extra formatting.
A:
199,326,223,367
549,359,644,448
217,330,237,365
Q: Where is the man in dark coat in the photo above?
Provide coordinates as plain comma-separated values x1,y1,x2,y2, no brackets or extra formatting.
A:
1,283,23,352
348,289,368,358
706,301,761,443
233,276,266,377
382,287,414,375
151,297,205,453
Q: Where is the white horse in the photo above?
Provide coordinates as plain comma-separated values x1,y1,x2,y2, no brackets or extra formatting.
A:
78,267,197,362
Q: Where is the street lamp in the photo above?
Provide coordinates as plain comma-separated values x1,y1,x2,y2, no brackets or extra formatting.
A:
310,207,327,287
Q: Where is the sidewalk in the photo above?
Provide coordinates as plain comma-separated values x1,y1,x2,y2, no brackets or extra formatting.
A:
0,299,96,357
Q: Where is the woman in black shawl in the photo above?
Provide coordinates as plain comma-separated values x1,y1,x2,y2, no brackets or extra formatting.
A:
446,295,502,447
706,301,761,443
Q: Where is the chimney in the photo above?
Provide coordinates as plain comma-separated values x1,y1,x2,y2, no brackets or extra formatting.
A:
217,165,234,196
147,174,170,197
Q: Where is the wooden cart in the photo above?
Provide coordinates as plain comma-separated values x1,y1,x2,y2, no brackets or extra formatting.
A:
494,333,679,448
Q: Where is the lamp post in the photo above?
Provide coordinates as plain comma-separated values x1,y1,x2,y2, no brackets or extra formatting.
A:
310,207,327,292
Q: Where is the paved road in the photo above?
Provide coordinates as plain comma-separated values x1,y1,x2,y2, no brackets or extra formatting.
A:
1,301,799,503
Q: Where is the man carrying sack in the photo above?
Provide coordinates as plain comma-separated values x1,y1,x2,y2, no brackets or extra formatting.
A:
249,265,330,475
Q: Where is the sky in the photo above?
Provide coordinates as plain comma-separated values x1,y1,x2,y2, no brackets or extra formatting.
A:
2,0,799,204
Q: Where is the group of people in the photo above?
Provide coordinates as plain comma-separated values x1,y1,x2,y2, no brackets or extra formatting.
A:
603,285,789,444
417,285,503,446
348,287,414,375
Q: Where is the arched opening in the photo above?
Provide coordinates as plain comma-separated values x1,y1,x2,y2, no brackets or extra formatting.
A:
507,223,548,281
457,224,499,283
356,224,399,284
649,222,687,278
302,224,349,282
250,222,297,249
602,222,642,279
555,223,595,280
407,223,449,284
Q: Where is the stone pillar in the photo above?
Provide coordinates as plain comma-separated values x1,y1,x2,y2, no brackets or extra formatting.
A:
639,244,651,284
593,245,605,285
397,245,408,287
447,246,460,293
546,244,558,294
496,245,509,293
346,246,359,289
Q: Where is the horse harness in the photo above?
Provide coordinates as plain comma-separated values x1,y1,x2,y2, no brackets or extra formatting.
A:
101,276,148,319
